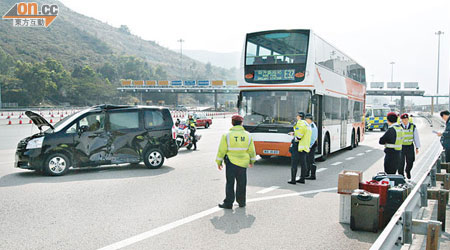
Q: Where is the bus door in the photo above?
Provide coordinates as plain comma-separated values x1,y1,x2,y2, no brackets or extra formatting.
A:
340,98,348,148
313,95,322,154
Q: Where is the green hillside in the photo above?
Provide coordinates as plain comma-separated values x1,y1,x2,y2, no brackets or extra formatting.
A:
0,0,234,106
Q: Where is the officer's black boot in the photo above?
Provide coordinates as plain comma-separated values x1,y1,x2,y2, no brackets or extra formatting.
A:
306,165,316,180
288,168,297,185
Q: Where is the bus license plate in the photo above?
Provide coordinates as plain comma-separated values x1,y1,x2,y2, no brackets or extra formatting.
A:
263,150,279,155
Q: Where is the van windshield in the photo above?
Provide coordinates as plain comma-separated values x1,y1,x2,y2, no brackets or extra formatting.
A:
44,109,90,133
373,109,389,117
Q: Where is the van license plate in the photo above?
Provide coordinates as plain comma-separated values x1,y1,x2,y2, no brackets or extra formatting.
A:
263,150,279,155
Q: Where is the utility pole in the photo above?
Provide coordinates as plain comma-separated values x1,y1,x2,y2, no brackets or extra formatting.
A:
435,31,444,110
177,38,184,81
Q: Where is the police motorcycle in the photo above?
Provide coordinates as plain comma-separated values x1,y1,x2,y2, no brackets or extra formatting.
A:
174,119,201,150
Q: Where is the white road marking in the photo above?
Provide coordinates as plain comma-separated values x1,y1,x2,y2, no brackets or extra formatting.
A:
97,187,337,250
331,162,342,166
365,150,372,153
356,153,364,156
256,186,280,194
316,168,327,172
345,157,355,160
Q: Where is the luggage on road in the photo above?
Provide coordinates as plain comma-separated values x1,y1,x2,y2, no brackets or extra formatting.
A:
383,186,409,227
372,171,406,186
360,180,389,206
350,190,380,233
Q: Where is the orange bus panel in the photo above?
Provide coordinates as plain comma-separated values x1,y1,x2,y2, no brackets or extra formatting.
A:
145,80,156,86
254,141,292,157
158,80,169,86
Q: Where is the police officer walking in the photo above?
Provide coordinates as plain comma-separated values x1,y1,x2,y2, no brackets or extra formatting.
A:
187,114,197,150
398,113,420,179
288,112,312,185
216,115,256,209
379,112,404,174
305,114,318,180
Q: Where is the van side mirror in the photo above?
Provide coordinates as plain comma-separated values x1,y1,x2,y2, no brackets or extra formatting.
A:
79,125,89,134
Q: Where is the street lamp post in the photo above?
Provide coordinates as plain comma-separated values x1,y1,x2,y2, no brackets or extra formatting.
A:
177,38,184,81
390,62,395,101
435,31,444,110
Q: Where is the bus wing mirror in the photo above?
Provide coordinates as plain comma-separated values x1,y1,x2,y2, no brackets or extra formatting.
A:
311,95,318,105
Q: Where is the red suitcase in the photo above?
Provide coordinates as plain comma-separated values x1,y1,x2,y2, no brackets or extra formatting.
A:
360,180,389,206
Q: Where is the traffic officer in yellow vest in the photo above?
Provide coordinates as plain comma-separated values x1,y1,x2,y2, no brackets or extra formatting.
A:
216,115,256,209
288,112,312,184
398,113,420,179
379,112,404,174
186,114,197,150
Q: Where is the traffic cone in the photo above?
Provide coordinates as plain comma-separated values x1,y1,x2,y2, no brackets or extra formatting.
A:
50,119,53,123
8,120,11,125
29,120,32,124
51,114,54,118
7,115,10,119
19,120,22,125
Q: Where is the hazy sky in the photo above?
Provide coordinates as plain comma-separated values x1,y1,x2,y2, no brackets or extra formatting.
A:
60,0,450,102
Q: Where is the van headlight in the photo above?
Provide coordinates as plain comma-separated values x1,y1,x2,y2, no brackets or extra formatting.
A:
26,137,44,149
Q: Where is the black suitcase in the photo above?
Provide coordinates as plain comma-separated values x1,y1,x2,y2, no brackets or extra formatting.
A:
383,186,408,226
372,172,406,186
350,191,379,233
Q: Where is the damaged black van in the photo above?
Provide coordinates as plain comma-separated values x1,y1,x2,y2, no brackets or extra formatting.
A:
15,105,178,176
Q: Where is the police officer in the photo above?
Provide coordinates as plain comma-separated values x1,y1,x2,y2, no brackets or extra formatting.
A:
379,112,404,174
288,112,312,184
187,114,197,150
398,113,420,179
305,114,318,180
437,111,450,162
216,115,256,209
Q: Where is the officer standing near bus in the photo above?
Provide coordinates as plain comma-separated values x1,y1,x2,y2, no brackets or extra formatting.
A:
305,114,318,180
379,112,404,174
288,112,312,184
216,115,256,209
398,113,420,179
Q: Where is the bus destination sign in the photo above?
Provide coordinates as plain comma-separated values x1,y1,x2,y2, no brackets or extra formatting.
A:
254,69,295,81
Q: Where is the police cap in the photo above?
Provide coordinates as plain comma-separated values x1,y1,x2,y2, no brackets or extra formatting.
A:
231,114,244,122
305,113,313,120
400,113,409,119
387,112,398,123
297,112,305,118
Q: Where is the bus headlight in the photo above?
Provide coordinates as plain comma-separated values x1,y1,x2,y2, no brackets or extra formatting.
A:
26,137,44,149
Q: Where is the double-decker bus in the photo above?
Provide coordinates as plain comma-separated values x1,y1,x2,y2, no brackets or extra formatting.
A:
238,29,366,160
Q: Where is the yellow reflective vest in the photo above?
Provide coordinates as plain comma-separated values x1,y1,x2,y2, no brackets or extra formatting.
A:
215,125,256,168
386,124,404,151
187,118,196,128
294,120,312,153
402,123,415,146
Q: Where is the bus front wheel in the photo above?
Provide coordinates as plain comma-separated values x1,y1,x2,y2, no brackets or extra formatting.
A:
319,135,330,161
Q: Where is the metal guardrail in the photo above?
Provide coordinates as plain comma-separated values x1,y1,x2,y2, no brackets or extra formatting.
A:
371,114,450,250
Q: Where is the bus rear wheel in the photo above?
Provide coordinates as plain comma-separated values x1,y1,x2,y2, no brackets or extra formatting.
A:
348,130,355,150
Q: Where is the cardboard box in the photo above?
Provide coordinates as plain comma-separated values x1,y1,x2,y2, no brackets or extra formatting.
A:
338,170,363,194
339,194,351,224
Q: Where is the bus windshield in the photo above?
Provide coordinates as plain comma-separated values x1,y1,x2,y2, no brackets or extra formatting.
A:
245,30,309,66
239,90,311,126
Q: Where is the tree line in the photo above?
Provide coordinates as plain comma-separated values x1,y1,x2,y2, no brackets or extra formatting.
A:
0,48,169,107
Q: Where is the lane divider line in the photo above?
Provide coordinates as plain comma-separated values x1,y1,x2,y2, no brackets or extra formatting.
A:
256,186,280,194
365,150,372,153
331,162,342,166
345,157,355,160
316,168,327,173
97,187,337,250
356,153,364,156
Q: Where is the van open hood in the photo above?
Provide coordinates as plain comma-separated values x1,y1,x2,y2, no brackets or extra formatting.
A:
25,111,54,131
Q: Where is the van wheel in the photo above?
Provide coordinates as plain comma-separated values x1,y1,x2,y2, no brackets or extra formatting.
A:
144,149,165,169
44,153,70,176
205,122,209,129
